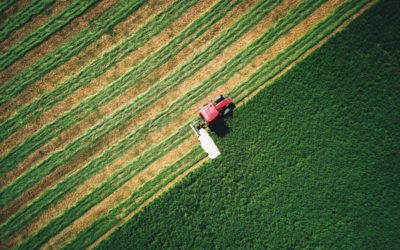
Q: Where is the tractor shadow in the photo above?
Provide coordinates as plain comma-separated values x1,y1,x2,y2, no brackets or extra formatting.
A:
209,103,235,137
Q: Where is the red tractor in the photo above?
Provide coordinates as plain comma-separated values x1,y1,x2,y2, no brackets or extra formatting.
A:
190,95,234,159
194,95,233,128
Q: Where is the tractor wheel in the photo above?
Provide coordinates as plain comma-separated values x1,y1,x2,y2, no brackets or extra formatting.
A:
214,95,224,104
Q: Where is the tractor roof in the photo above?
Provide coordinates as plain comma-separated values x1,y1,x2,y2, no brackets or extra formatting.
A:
198,103,219,123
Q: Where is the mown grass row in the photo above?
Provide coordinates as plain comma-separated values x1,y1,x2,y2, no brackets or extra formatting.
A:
0,0,98,71
68,0,371,247
0,0,147,106
0,0,54,42
64,146,205,249
0,0,239,198
0,0,14,15
11,0,326,247
0,0,239,237
0,0,198,142
15,127,200,250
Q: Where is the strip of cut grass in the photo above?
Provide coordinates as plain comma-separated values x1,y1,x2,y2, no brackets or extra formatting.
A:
0,0,239,197
0,0,14,15
97,0,400,248
13,0,327,248
0,0,146,106
0,0,197,142
0,0,54,42
0,0,98,71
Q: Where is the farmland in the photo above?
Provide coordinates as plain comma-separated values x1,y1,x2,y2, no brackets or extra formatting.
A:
97,0,400,248
0,0,389,249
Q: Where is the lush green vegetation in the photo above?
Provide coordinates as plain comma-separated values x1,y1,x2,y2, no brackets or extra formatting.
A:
0,0,98,71
97,0,400,249
0,0,146,106
0,0,54,42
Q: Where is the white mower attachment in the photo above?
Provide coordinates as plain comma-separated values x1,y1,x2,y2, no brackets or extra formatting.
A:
190,123,221,159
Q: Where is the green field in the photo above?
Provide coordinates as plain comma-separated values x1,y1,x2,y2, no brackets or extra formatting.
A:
98,0,400,248
0,0,397,248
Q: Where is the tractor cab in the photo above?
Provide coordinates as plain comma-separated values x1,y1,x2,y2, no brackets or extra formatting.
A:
197,95,233,124
198,103,219,124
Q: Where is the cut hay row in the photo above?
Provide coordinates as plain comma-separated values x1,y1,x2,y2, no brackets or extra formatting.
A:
0,0,146,106
66,0,372,247
0,0,54,42
0,0,98,71
0,1,178,123
0,0,240,202
5,0,327,247
0,0,73,52
0,0,199,152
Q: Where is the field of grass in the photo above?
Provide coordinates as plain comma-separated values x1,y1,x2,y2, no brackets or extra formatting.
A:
0,0,387,248
97,0,400,248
